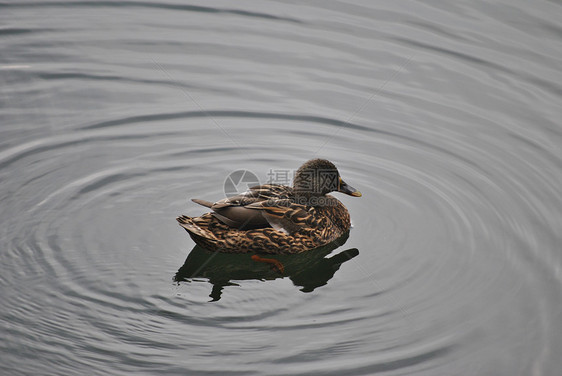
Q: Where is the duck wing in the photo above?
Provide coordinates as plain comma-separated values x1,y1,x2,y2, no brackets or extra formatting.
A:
245,199,314,235
191,184,293,230
211,184,292,208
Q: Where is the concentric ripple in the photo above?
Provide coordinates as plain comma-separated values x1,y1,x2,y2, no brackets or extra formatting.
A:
1,0,562,375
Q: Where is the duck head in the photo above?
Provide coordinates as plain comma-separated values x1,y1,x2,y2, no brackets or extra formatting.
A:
293,159,362,199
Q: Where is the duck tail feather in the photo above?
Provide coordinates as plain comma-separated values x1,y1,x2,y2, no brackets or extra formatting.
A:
191,198,214,208
176,215,218,241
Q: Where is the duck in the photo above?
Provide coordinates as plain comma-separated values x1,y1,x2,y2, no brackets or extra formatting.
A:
177,159,361,254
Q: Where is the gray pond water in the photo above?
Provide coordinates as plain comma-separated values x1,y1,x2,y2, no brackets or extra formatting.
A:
2,1,562,375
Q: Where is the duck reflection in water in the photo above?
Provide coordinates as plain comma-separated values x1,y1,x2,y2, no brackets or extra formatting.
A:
174,233,358,301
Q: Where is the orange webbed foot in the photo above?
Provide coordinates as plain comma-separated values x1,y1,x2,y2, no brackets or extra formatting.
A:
251,255,285,274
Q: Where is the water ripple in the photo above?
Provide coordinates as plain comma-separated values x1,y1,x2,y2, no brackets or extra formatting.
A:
0,1,303,23
2,0,562,375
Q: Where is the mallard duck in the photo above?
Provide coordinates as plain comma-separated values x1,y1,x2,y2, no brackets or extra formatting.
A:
177,159,361,254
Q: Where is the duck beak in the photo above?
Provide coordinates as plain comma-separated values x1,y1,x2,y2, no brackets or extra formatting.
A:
339,178,362,197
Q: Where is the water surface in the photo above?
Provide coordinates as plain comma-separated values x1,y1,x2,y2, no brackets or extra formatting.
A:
1,1,562,375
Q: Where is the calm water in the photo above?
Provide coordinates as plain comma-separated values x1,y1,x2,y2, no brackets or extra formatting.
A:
2,1,562,375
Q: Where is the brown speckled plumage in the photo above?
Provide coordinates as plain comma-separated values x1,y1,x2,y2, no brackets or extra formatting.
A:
177,159,361,254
